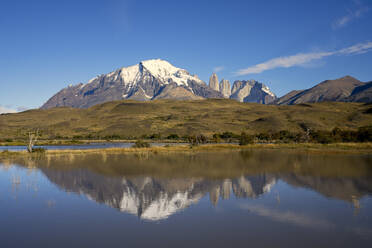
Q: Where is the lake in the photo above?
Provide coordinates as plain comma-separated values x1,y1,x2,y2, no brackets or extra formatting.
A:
0,150,371,247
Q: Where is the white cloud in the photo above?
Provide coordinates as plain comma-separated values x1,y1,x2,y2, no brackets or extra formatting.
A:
213,66,224,73
241,203,372,237
236,41,372,76
0,105,17,114
339,41,372,54
332,0,369,29
240,204,334,230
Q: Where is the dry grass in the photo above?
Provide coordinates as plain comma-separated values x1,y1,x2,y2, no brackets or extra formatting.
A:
1,143,371,159
1,100,371,140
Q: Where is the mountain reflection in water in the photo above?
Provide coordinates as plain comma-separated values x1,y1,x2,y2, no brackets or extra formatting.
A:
3,150,371,221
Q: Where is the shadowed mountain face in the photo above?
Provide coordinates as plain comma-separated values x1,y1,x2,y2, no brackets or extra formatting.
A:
5,151,372,221
345,81,372,103
41,59,222,109
275,76,372,105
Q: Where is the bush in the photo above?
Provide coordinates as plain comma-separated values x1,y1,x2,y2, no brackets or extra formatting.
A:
5,138,13,142
220,132,233,139
187,135,208,146
104,134,122,140
256,132,271,142
357,126,372,142
149,133,161,140
32,147,46,153
239,132,254,145
212,133,221,143
167,134,179,140
132,140,151,148
310,131,333,144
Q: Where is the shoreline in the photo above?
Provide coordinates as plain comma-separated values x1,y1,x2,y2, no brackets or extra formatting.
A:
1,143,372,158
0,139,187,146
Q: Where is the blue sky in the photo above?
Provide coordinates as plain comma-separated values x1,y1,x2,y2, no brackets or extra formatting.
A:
1,0,372,112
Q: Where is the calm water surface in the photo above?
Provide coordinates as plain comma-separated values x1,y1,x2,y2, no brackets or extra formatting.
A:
0,150,371,247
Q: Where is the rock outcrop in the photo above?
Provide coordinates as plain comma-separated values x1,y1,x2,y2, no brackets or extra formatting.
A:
230,80,276,104
219,79,231,98
208,73,220,92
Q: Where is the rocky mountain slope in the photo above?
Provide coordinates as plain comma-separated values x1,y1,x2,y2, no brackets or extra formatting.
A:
274,76,371,105
344,81,372,103
229,80,276,104
41,59,222,109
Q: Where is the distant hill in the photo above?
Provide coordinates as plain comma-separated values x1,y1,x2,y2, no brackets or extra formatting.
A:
274,76,371,105
1,99,371,139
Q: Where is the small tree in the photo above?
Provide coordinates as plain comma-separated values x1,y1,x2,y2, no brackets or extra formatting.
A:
27,129,39,153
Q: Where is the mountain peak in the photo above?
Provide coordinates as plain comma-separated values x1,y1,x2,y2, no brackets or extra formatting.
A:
140,59,182,79
339,75,359,81
41,59,216,109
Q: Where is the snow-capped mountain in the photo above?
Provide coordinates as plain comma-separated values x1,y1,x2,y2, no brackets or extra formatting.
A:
41,59,223,109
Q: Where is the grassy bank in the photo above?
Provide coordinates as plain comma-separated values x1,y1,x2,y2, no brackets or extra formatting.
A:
1,143,372,159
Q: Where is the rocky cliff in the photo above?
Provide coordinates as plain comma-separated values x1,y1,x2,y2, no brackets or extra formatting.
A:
230,80,276,103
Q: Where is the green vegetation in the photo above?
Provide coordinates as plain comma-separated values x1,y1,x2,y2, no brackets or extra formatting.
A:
1,100,372,144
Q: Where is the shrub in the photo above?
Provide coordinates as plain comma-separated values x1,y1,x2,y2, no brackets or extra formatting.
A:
149,133,161,140
104,134,122,140
239,132,254,145
32,147,46,153
357,126,372,142
187,134,208,146
212,133,221,143
220,132,231,139
310,131,332,144
256,132,271,142
84,134,94,139
132,140,151,148
167,134,179,140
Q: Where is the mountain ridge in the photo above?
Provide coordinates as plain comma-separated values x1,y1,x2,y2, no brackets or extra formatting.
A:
41,59,223,109
274,75,371,105
40,59,371,109
41,59,276,109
